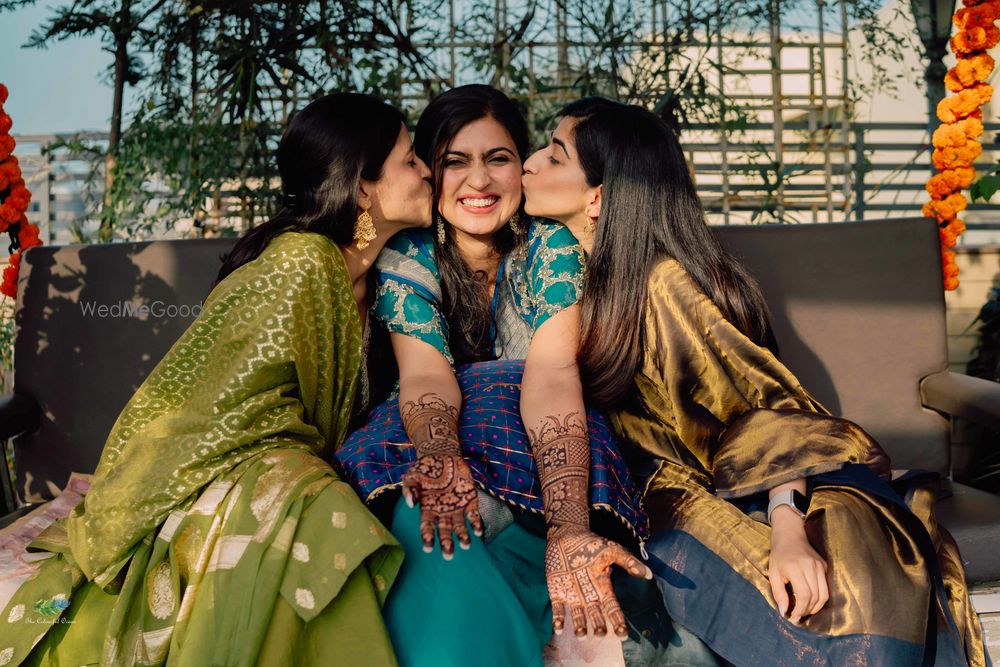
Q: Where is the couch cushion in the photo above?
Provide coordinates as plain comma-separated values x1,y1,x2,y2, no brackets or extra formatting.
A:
715,218,951,473
935,481,1000,583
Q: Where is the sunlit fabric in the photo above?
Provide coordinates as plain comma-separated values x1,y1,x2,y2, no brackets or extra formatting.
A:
610,259,988,667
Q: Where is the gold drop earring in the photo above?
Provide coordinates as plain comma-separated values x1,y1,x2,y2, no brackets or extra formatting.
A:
436,215,447,245
585,218,596,234
354,205,377,250
508,211,523,235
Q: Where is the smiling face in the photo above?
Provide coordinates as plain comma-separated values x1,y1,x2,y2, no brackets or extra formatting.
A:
365,123,433,231
436,116,523,241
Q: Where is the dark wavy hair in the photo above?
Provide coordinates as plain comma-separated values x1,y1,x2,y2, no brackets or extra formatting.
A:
566,97,777,408
216,92,404,282
413,84,530,363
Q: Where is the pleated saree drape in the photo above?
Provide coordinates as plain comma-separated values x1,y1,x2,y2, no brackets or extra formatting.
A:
610,259,988,667
0,231,403,666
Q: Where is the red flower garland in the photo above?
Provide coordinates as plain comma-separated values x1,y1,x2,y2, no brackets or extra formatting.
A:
0,83,44,299
924,0,1000,290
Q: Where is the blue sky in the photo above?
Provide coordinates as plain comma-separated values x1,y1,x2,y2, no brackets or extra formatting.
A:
1,1,895,135
1,3,118,134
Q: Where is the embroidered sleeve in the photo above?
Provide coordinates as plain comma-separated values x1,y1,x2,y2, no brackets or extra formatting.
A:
373,231,454,364
526,222,586,330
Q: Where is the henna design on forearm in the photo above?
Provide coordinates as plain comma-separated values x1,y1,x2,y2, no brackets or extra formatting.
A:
401,392,461,457
529,412,590,531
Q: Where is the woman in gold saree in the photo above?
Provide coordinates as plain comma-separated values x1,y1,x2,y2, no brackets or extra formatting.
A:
0,92,432,665
520,97,989,666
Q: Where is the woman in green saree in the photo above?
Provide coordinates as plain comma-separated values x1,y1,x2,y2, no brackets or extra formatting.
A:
0,92,432,666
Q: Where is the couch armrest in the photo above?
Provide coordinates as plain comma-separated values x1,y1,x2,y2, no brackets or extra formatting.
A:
0,393,40,442
920,370,1000,432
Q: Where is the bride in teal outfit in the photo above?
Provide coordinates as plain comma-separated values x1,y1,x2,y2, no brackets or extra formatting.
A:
335,85,652,667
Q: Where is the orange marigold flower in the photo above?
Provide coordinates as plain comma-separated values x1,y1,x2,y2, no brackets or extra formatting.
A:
954,0,1000,29
941,227,959,248
0,201,21,224
951,24,1000,56
926,172,960,198
949,191,968,212
944,275,960,290
945,52,996,92
0,135,14,161
0,156,18,180
0,84,7,106
945,52,996,91
937,83,994,123
0,112,11,135
952,166,977,189
9,183,31,203
1,249,20,299
932,123,968,148
932,141,984,170
923,192,968,221
18,222,41,250
931,117,982,149
926,167,977,197
953,115,983,142
946,217,968,235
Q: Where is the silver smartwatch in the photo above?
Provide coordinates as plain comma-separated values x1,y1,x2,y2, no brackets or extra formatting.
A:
767,489,809,524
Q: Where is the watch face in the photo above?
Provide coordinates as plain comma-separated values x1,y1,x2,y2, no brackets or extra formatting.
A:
792,490,809,514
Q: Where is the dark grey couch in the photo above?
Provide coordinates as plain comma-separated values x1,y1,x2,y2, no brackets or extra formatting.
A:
1,218,998,585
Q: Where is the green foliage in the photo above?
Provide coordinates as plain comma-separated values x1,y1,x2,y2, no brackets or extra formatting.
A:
3,0,917,235
970,164,1000,203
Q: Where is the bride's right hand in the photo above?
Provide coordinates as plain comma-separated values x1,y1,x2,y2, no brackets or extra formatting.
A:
401,453,483,559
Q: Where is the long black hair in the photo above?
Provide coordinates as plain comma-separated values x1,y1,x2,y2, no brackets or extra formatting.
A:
413,84,530,363
566,97,777,408
216,92,404,282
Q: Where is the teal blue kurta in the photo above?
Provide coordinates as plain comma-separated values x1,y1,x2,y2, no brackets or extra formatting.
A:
373,219,585,363
367,220,585,667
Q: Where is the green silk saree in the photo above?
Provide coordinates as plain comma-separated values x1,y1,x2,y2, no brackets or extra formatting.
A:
0,231,402,666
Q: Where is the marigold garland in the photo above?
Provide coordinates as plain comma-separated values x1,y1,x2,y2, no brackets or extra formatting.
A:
0,83,42,299
925,0,1000,290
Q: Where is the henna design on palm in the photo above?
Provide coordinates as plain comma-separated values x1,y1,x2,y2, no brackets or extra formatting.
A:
546,526,652,638
399,393,481,559
401,453,483,558
530,412,651,637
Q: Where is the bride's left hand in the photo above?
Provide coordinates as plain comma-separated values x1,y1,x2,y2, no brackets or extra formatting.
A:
545,525,653,638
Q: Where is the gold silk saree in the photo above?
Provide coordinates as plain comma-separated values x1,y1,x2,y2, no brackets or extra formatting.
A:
610,258,987,667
